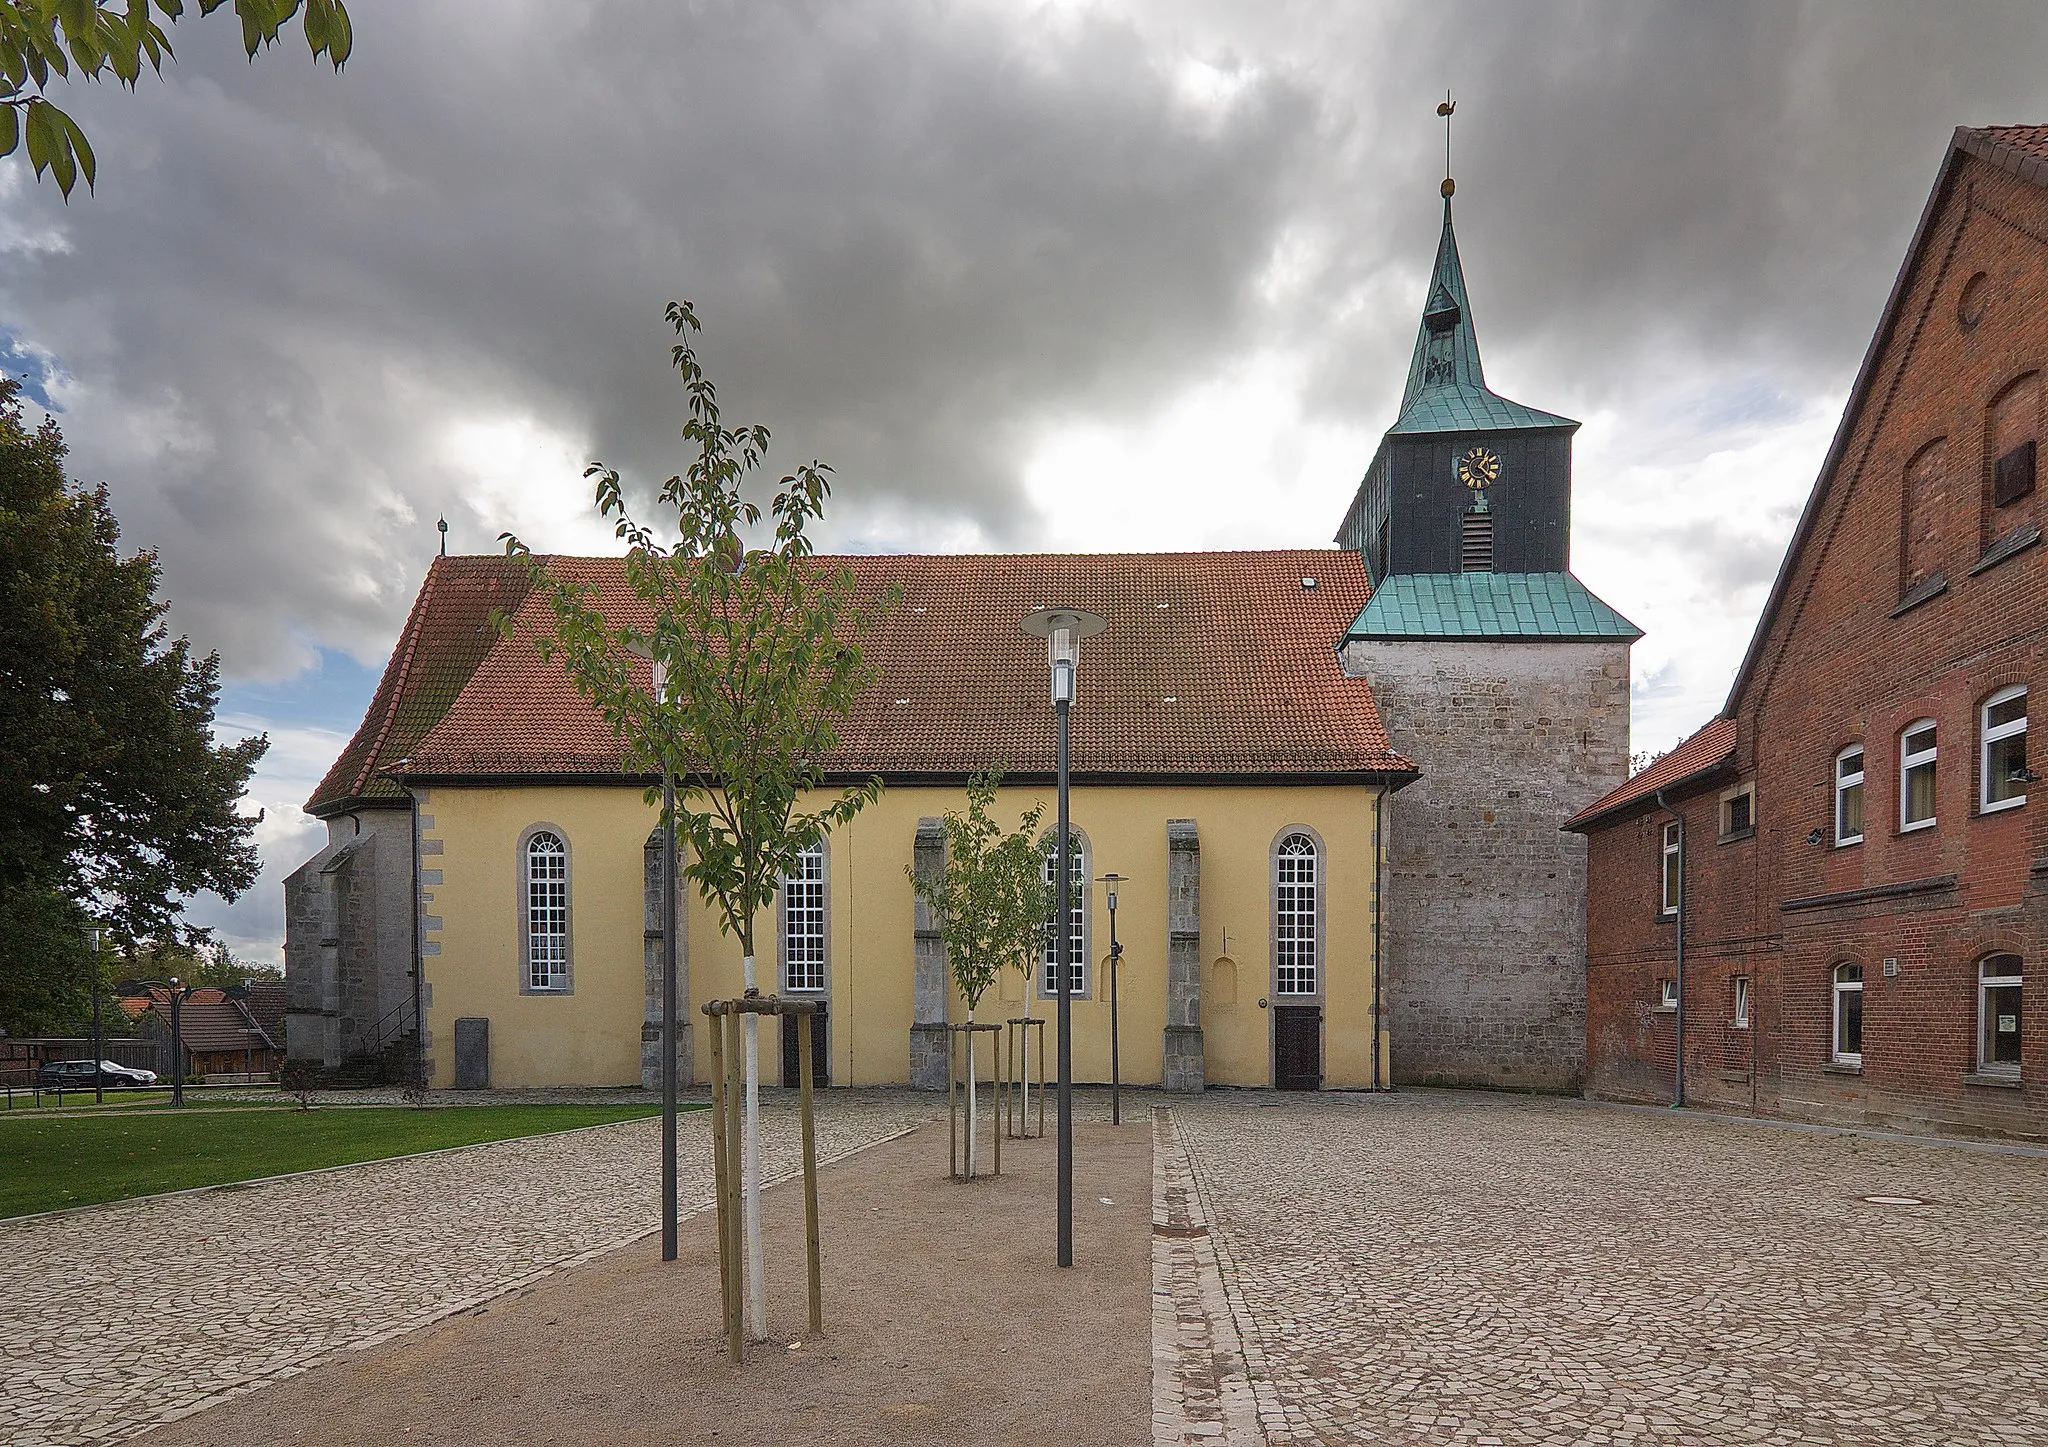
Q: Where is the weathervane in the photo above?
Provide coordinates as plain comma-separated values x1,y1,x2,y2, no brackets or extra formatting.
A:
1438,90,1456,197
437,514,448,557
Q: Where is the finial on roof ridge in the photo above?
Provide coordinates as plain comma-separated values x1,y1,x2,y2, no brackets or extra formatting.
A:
1436,91,1456,197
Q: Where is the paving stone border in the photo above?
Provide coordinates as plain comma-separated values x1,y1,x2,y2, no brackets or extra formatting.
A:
1151,1107,1265,1446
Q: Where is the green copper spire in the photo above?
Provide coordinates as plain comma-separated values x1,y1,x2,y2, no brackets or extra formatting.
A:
1389,191,1576,436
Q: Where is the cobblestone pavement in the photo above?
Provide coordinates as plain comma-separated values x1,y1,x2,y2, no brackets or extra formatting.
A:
1,1090,936,1447
1170,1091,2048,1447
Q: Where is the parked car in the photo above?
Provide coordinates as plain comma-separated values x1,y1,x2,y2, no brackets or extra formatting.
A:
36,1059,158,1089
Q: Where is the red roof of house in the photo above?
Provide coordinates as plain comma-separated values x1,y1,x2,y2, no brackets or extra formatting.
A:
1562,716,1737,832
318,550,1413,794
307,556,534,814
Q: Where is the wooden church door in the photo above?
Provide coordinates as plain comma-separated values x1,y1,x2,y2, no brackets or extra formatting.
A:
1274,1005,1322,1090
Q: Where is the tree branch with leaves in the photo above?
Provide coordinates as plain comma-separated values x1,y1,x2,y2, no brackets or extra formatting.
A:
1,0,352,197
501,299,895,1341
906,767,1047,1177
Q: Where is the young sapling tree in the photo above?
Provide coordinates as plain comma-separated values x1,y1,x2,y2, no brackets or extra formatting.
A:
503,300,893,1340
907,768,1046,1177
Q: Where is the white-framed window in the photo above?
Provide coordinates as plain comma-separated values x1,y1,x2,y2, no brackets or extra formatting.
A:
1900,720,1937,831
1981,686,2028,813
1040,831,1088,997
1660,821,1681,915
1832,962,1864,1066
781,841,826,993
1732,975,1751,1029
1978,954,2023,1076
524,829,570,992
1835,745,1865,845
1657,978,1679,1011
1273,832,1320,996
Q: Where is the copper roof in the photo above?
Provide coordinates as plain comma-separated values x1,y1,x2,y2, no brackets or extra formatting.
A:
333,550,1410,790
1562,716,1737,831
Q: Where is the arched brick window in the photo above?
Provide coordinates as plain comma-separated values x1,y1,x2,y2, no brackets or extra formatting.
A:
1901,439,1951,590
1988,372,2040,519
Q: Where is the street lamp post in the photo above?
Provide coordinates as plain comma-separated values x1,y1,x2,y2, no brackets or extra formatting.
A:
84,924,105,1105
1099,875,1125,1126
629,637,681,1263
118,976,196,1105
1021,606,1107,1269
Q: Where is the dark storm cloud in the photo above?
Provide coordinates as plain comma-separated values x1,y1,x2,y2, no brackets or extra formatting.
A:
0,0,1317,672
4,0,2048,680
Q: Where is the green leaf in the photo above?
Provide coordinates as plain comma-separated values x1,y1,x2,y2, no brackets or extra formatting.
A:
0,104,18,158
56,104,93,191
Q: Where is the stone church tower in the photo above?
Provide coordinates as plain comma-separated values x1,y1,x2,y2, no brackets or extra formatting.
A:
1335,179,1638,1090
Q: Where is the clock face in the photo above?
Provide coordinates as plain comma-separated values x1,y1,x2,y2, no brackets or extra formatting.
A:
1457,446,1501,491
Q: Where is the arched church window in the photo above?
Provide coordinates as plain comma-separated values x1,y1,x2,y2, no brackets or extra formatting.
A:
1273,831,1321,996
522,828,571,993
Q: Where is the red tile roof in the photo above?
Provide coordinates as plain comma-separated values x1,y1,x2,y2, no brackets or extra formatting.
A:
1563,717,1737,831
1961,125,2048,181
357,550,1411,788
307,556,534,815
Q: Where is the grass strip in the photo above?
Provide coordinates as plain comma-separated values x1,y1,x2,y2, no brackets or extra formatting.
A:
2,1104,668,1218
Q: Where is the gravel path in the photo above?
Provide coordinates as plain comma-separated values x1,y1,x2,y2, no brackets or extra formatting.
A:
1,1091,935,1447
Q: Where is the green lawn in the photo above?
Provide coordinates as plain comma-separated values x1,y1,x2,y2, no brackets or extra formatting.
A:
1,1103,668,1218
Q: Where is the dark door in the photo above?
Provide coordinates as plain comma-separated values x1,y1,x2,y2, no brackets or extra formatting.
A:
1274,1006,1321,1091
780,1005,828,1088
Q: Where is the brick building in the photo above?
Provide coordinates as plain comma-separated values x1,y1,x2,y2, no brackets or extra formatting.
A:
1568,126,2047,1139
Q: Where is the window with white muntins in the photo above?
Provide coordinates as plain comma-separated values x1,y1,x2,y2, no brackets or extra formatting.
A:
1981,687,2028,813
1832,963,1864,1066
524,829,570,992
782,841,827,993
1835,745,1865,845
1900,721,1937,831
1274,832,1320,996
1979,954,2022,1077
1040,831,1088,998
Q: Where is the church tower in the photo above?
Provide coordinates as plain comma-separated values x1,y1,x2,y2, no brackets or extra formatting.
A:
1337,131,1639,1091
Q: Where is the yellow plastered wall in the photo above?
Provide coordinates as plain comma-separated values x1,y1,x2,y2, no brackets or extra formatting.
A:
420,780,1387,1089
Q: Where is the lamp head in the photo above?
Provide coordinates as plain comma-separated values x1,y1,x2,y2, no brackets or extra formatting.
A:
1099,871,1126,908
1019,607,1108,705
1806,828,1825,846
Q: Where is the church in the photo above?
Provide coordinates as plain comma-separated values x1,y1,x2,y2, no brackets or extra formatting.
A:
283,171,1638,1094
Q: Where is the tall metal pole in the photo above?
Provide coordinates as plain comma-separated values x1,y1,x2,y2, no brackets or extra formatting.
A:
169,982,185,1108
1055,694,1073,1269
89,935,104,1106
1107,891,1121,1127
661,765,679,1261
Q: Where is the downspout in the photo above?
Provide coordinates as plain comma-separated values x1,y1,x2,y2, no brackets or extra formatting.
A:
1371,784,1386,1091
408,782,425,1087
1654,788,1685,1108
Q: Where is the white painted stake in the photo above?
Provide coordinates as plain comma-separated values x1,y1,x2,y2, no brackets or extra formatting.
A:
742,952,766,1341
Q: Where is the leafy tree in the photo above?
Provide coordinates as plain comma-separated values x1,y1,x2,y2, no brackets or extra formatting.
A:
2,0,352,197
906,767,1047,1177
0,376,268,1037
504,300,895,1340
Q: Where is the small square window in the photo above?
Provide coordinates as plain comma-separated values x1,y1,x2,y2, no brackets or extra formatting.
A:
1658,978,1679,1011
1719,784,1754,839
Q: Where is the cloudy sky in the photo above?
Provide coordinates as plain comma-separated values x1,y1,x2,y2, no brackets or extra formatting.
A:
5,0,2047,962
